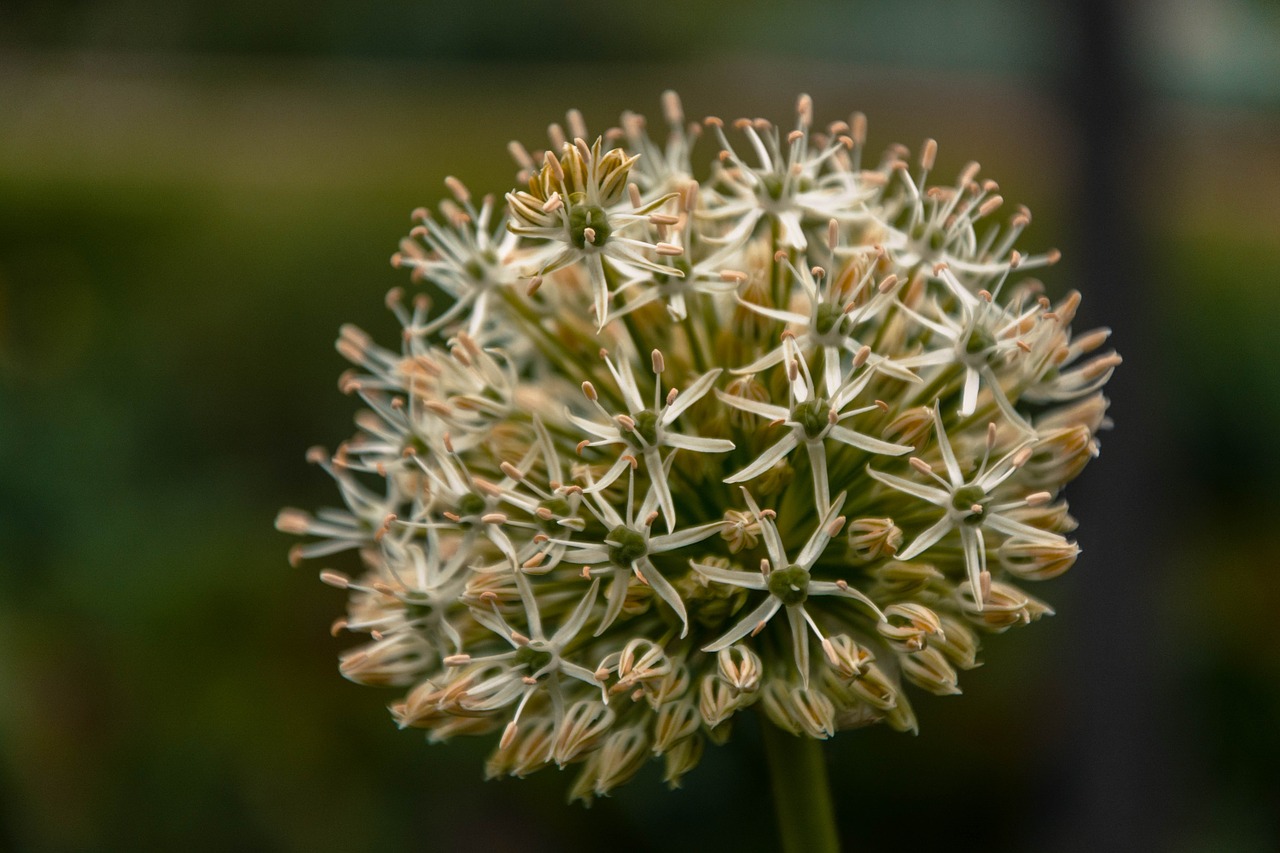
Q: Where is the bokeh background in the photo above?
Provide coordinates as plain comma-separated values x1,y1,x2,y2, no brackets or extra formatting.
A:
1,1,1278,851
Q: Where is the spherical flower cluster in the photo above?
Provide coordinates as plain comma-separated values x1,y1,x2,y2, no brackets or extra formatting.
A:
278,93,1118,803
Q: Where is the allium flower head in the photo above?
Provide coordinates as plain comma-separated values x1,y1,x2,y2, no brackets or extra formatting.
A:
279,92,1118,802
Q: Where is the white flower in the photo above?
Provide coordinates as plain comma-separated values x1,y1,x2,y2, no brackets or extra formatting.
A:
692,489,883,687
392,178,523,340
731,251,919,395
701,95,878,250
570,348,732,531
453,573,603,752
556,465,722,638
506,138,684,329
719,337,912,510
867,406,1069,608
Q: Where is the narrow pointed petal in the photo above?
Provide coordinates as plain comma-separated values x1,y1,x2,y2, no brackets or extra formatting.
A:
866,467,949,505
689,561,768,590
664,432,735,453
828,424,913,456
639,558,690,637
725,432,800,484
703,596,782,652
932,406,964,486
651,521,723,552
714,388,789,421
786,606,811,687
662,368,723,423
897,515,955,560
553,578,601,645
594,569,631,636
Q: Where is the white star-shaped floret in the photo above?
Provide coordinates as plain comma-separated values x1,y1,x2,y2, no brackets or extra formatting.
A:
691,489,883,686
892,263,1044,435
554,463,722,638
569,348,732,531
731,249,921,395
719,337,912,510
506,138,684,330
867,406,1069,609
453,573,603,751
392,178,523,340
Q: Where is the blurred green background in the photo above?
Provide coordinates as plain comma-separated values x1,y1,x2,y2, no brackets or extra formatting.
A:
1,1,1278,851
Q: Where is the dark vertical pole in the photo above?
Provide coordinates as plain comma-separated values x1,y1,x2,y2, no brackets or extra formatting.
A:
1049,1,1185,850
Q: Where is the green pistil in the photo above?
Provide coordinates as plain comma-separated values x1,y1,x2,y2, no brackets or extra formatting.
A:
633,409,660,445
762,174,786,200
514,645,554,673
606,525,648,566
952,484,988,524
569,205,611,250
458,492,487,518
792,398,830,440
768,565,811,606
964,324,997,356
814,302,842,336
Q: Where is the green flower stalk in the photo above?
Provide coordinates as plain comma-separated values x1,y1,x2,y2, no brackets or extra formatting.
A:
278,93,1118,819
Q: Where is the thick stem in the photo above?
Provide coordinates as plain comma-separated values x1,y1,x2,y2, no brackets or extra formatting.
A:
760,719,840,853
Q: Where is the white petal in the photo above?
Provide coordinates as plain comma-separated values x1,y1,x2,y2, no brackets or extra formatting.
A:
640,558,690,637
664,432,735,453
663,369,723,423
725,432,800,484
689,561,768,590
828,424,913,456
594,568,632,636
703,596,782,652
897,515,955,560
552,577,601,645
650,521,723,553
786,606,811,686
931,406,964,486
714,388,789,421
866,467,949,505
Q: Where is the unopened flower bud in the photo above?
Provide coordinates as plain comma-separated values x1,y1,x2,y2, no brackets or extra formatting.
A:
877,602,944,652
653,699,701,754
662,735,705,788
899,647,961,696
592,727,650,795
932,614,981,670
717,645,763,692
699,675,744,728
957,581,1054,631
998,537,1080,581
871,561,944,597
849,663,899,711
846,517,903,563
643,662,691,708
721,508,762,553
883,406,934,449
821,633,872,680
552,699,615,766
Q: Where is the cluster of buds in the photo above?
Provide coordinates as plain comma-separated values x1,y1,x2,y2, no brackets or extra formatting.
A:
279,93,1117,802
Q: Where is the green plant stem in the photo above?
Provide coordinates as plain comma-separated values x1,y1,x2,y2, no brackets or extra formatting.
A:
760,719,840,853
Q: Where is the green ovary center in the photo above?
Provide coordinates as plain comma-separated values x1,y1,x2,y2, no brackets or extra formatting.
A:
768,565,811,606
633,409,660,446
514,645,554,673
458,492,487,517
792,398,830,439
606,525,648,566
814,302,842,336
569,205,612,250
952,484,988,523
